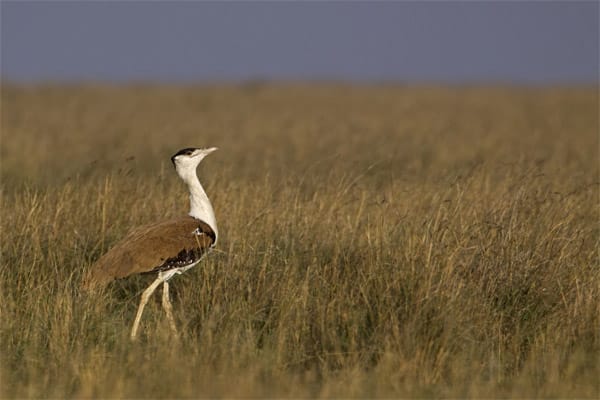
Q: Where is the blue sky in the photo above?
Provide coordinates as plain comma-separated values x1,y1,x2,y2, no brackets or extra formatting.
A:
1,1,598,84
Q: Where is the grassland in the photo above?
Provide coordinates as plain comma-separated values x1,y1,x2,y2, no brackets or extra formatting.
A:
1,83,598,398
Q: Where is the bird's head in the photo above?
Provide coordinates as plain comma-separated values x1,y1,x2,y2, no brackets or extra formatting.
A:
171,147,218,181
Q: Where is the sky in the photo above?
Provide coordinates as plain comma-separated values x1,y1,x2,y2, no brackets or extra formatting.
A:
1,1,598,84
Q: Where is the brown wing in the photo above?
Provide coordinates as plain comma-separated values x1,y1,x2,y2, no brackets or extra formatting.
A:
83,216,215,289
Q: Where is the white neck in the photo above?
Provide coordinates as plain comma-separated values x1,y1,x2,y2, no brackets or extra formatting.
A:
180,169,218,242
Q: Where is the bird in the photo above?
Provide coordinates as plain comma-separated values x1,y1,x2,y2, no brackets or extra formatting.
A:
83,147,219,340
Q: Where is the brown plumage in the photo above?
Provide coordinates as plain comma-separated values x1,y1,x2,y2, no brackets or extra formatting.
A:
83,216,215,290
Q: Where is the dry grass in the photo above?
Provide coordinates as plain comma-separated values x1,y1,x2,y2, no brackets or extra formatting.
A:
1,83,598,398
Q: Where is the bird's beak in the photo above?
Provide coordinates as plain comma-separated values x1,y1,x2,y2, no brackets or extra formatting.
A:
192,147,218,158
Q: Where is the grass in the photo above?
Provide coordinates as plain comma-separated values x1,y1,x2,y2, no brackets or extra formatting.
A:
1,83,598,398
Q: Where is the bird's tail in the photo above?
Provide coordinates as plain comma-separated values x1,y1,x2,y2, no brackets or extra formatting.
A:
80,268,110,293
81,271,98,292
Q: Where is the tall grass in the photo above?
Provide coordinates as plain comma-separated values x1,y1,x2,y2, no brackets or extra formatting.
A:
1,84,598,397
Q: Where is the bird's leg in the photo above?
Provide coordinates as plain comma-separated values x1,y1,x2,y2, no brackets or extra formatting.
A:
162,281,178,337
130,276,164,340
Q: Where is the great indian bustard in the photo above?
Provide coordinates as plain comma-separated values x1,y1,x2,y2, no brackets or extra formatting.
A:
83,147,218,339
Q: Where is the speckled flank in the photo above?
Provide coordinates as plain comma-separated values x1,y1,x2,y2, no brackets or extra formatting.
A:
150,228,216,273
